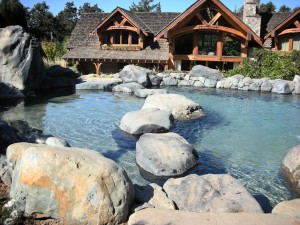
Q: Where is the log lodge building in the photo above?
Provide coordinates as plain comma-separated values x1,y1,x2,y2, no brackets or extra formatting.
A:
62,0,300,74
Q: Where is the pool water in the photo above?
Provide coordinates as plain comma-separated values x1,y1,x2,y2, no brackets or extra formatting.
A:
1,88,300,212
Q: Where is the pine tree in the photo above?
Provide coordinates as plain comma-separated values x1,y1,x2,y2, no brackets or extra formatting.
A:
0,0,27,28
129,0,161,12
278,5,291,13
78,2,103,15
259,1,276,13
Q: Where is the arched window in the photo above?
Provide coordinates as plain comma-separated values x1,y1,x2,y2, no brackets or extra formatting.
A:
222,34,241,56
198,32,218,55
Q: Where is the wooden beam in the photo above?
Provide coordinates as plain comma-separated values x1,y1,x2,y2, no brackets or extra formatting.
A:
241,41,248,58
192,31,198,55
93,62,102,75
278,28,300,36
208,12,222,26
113,19,119,26
107,26,138,32
217,31,223,57
294,20,300,28
120,18,127,26
172,54,243,62
196,12,208,25
110,33,113,45
129,31,132,46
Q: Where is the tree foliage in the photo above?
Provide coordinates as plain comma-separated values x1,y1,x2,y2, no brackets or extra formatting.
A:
278,5,291,13
0,0,27,28
226,49,299,80
259,1,276,13
129,0,161,12
78,2,103,15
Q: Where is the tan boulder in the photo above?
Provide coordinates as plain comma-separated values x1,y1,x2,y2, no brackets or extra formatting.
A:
272,199,300,218
7,143,134,225
128,208,300,225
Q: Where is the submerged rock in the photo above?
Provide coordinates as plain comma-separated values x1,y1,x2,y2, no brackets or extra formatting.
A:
136,133,197,178
0,26,45,92
7,143,134,225
281,144,300,195
120,108,173,135
142,93,204,120
163,174,263,213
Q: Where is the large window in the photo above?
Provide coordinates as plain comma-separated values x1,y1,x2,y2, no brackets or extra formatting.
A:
102,31,139,45
198,33,217,55
222,34,241,56
175,33,193,54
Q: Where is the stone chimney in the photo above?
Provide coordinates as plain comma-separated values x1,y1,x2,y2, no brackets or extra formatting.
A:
243,0,261,37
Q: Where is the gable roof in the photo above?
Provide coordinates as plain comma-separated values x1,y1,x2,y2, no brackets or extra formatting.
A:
265,8,300,39
157,0,262,45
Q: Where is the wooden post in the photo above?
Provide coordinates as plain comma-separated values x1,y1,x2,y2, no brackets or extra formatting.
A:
93,62,102,75
129,31,132,46
217,31,223,57
288,35,293,51
241,41,248,58
274,37,279,50
110,33,113,45
139,34,144,49
164,63,168,71
120,31,123,45
192,31,198,55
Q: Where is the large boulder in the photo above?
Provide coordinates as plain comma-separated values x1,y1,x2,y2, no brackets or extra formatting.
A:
7,143,134,225
294,81,300,95
134,89,168,98
112,82,144,94
0,120,22,154
0,26,45,91
46,65,79,79
136,133,197,178
162,76,178,86
119,65,155,87
128,208,300,225
271,81,292,94
281,144,300,195
142,94,204,120
0,82,24,99
272,199,300,218
120,108,173,135
188,65,223,81
163,174,263,213
42,76,78,89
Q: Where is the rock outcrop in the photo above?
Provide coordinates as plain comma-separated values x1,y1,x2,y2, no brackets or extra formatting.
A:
7,143,134,225
142,94,204,119
120,108,173,135
136,133,197,178
0,26,45,92
163,174,263,213
281,144,300,195
128,208,300,225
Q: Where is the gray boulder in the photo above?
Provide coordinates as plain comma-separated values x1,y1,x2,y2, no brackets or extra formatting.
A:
188,65,223,81
119,65,154,87
281,144,300,195
272,81,292,94
148,74,162,86
0,26,45,91
293,75,300,83
142,94,205,120
224,77,239,89
170,72,186,80
0,83,24,99
294,82,300,95
135,183,175,210
162,76,178,86
163,174,263,213
45,137,70,147
76,78,121,91
7,143,134,225
249,79,262,91
42,76,78,89
0,120,22,154
119,108,173,135
136,132,197,178
134,89,168,98
0,155,12,186
178,80,194,86
261,79,273,92
204,79,217,88
112,82,144,94
46,65,79,79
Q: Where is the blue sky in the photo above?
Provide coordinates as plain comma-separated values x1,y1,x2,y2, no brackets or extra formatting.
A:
20,0,299,15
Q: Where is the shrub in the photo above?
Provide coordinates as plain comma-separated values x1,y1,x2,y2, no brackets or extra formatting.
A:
226,48,300,80
41,36,70,61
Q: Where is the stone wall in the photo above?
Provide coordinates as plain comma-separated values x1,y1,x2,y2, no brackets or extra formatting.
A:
243,0,261,36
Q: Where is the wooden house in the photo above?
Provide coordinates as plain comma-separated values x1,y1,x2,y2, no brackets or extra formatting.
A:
62,0,300,73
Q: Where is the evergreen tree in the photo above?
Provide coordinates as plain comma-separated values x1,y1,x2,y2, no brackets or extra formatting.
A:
293,6,300,12
129,0,161,12
78,2,103,15
56,2,78,41
0,0,27,28
278,5,291,13
27,1,55,40
156,2,161,12
259,1,276,13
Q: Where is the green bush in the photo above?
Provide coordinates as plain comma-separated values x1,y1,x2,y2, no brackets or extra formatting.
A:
41,36,70,61
226,48,300,80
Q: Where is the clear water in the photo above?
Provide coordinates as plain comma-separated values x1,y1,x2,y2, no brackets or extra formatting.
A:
1,88,300,212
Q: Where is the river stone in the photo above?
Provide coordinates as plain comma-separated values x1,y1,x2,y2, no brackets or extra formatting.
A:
272,81,292,94
136,133,197,178
7,143,134,225
188,65,223,81
149,74,162,86
134,89,168,98
261,80,273,92
249,80,262,91
224,77,239,89
163,174,263,213
119,108,173,135
112,82,144,94
281,144,300,195
45,137,70,147
142,94,204,120
119,65,154,87
162,76,178,86
272,199,300,218
0,83,24,99
204,78,217,88
0,26,45,91
128,208,300,225
135,183,175,210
